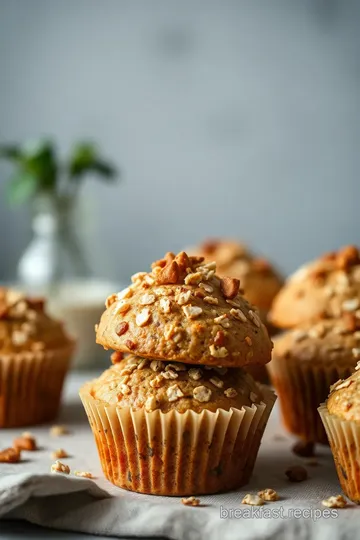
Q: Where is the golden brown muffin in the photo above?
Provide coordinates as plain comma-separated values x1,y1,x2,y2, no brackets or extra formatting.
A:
270,245,360,330
89,354,263,413
319,368,360,503
269,317,360,444
0,287,74,427
96,251,273,368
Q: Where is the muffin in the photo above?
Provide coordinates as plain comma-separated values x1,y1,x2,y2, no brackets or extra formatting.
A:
319,368,360,503
269,317,360,444
270,245,360,330
0,287,75,427
80,251,276,495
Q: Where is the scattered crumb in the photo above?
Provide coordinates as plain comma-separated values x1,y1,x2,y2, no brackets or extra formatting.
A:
285,465,308,482
181,496,200,506
74,470,94,479
0,447,21,463
258,488,279,501
13,432,37,451
51,449,69,459
322,495,347,508
241,494,264,506
51,460,70,474
50,425,69,437
292,441,314,458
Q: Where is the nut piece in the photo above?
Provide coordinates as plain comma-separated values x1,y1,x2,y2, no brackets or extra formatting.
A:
115,300,131,314
13,432,37,451
248,310,261,328
193,386,212,402
188,368,203,381
176,290,192,305
204,296,219,305
156,261,180,285
322,495,347,508
241,494,264,506
116,321,129,336
292,441,314,458
230,308,247,322
224,387,238,398
50,425,69,437
209,376,224,389
220,277,240,299
159,297,171,313
136,308,151,327
182,305,203,319
181,496,200,506
145,396,159,412
140,293,156,305
51,460,70,474
285,465,308,482
0,447,21,463
209,344,228,358
51,449,69,459
166,384,184,402
150,360,164,372
258,488,279,501
74,470,94,479
117,287,133,300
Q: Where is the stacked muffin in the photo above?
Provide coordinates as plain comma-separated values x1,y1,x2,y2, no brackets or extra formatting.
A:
0,287,74,427
80,251,276,495
268,245,360,445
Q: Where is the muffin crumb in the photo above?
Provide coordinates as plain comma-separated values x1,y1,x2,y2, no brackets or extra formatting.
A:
322,495,347,508
13,432,37,451
74,470,94,479
0,447,21,463
51,449,69,459
51,460,70,474
181,496,200,506
258,488,279,501
242,494,264,506
193,386,212,402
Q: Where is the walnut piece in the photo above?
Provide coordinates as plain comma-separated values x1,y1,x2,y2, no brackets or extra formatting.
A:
50,425,69,436
181,496,200,506
51,460,70,474
220,277,240,299
13,432,37,451
156,261,180,285
322,495,347,508
74,470,94,479
193,386,212,402
0,447,21,463
51,448,69,459
242,494,264,506
258,488,279,501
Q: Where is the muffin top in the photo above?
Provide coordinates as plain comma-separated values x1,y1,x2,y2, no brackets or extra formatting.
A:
327,368,360,423
273,317,360,366
87,353,265,414
270,245,360,329
0,288,74,355
190,239,283,313
96,251,273,367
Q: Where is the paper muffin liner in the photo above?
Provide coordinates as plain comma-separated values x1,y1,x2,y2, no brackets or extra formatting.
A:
80,383,276,496
319,403,360,503
267,355,355,444
0,346,73,428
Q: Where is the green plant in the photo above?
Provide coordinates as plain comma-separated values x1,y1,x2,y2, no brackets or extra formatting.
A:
0,138,118,204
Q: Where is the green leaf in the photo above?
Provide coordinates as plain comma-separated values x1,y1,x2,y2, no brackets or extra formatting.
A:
6,172,40,205
0,144,21,160
68,141,118,181
88,161,117,180
20,139,57,190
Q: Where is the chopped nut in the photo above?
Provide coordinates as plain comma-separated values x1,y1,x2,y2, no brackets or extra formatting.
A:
333,379,353,391
214,314,230,328
166,384,184,402
156,261,180,285
322,495,347,508
162,370,178,379
116,321,129,336
120,383,131,395
230,308,247,322
51,449,69,459
214,330,226,347
166,362,186,371
13,432,37,451
51,460,70,474
182,496,200,506
258,489,279,501
0,447,21,463
136,308,151,327
176,289,192,305
50,425,69,437
199,282,213,293
159,297,171,313
125,339,137,351
144,274,155,286
184,272,203,285
150,375,164,388
114,300,131,314
204,296,219,305
224,387,238,398
182,305,203,319
209,344,228,358
342,298,360,312
188,368,203,381
292,441,315,458
150,360,164,372
285,465,308,482
245,336,252,346
248,310,261,328
145,396,159,412
139,293,156,305
242,494,264,506
117,287,133,300
337,245,360,270
131,272,147,282
209,376,224,388
220,277,240,299
74,471,94,479
193,386,212,402
175,251,191,274
226,299,242,308
105,293,118,308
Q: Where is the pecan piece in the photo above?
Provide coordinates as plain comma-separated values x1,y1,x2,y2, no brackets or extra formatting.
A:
116,321,129,336
175,251,191,274
13,433,37,451
214,330,226,346
220,277,240,299
337,245,360,270
156,261,180,285
0,447,21,463
125,339,137,351
111,351,124,364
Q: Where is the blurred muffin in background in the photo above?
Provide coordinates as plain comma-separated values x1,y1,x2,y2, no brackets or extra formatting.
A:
0,288,75,427
189,239,283,383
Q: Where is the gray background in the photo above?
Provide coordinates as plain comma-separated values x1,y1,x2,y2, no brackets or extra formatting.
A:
1,0,360,283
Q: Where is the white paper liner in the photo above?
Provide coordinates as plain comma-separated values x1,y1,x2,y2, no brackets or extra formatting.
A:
268,354,355,444
0,346,73,428
80,383,276,496
319,403,360,504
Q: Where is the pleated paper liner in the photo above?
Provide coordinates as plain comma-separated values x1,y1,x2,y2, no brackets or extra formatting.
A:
267,355,355,444
80,383,276,496
319,403,360,504
0,345,73,428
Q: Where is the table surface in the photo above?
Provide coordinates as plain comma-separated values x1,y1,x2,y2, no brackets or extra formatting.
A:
0,371,354,539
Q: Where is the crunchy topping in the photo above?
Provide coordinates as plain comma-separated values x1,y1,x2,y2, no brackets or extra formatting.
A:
322,495,347,508
182,305,203,319
199,282,213,293
105,293,118,308
117,287,133,300
166,384,184,402
245,336,252,346
209,344,228,358
285,465,308,482
0,447,21,463
331,379,353,392
125,339,137,351
214,330,226,347
51,460,70,474
166,362,186,371
188,368,203,381
214,366,228,375
193,386,212,402
162,370,178,380
203,296,219,305
74,471,94,479
184,272,203,285
336,245,360,270
13,432,37,451
150,375,163,388
136,308,151,327
181,496,200,507
176,290,192,305
145,396,159,412
156,261,180,285
115,300,131,315
224,387,238,398
209,376,224,388
258,489,279,501
342,298,360,312
51,449,69,459
214,314,230,328
139,293,156,305
242,494,264,506
220,277,240,299
159,297,171,313
120,383,131,395
230,308,247,322
150,360,164,372
50,425,68,437
248,310,261,328
308,325,326,339
116,321,129,336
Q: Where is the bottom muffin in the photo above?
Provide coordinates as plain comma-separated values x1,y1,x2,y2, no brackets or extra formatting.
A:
319,367,360,504
80,354,276,496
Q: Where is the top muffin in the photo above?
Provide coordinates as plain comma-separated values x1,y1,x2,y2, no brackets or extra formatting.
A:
96,251,272,367
270,245,360,329
327,366,360,423
189,239,283,315
0,288,74,355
